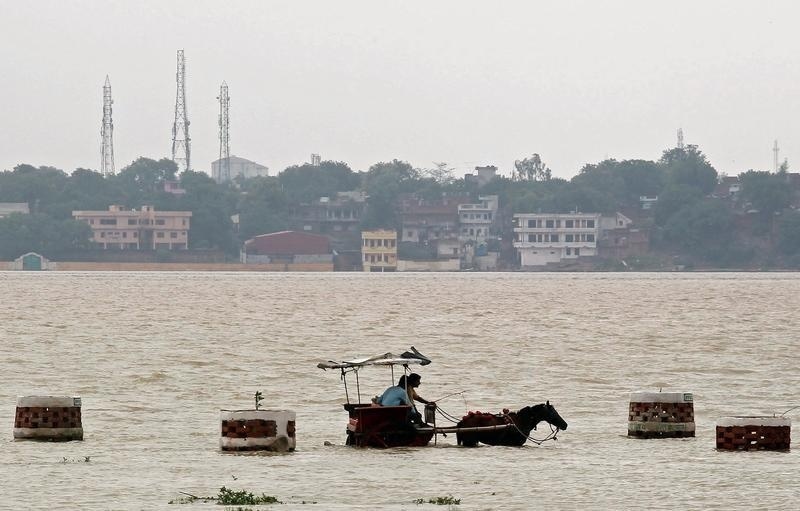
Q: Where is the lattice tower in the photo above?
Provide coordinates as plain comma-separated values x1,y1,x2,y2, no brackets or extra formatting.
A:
171,50,191,172
774,139,780,172
217,81,231,182
677,128,684,150
101,75,115,176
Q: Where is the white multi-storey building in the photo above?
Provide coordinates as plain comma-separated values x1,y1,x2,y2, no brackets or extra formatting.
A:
458,195,498,244
512,213,600,267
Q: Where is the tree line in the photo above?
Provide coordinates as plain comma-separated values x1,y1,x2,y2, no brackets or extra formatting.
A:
1,146,800,268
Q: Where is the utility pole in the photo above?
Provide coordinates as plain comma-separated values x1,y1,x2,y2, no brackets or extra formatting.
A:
217,81,230,182
101,75,115,176
677,128,684,150
172,50,191,172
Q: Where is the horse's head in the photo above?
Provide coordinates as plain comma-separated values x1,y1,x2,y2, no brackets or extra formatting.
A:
518,400,568,431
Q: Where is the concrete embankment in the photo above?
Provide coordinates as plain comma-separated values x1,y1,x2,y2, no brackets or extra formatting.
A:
4,261,334,271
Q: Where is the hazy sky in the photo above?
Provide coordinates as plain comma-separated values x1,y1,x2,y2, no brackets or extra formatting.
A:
2,1,799,179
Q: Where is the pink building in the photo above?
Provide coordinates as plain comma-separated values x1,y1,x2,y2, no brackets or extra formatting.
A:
72,205,191,250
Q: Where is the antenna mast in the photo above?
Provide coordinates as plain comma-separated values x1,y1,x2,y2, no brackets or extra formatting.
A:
774,139,779,172
217,81,231,182
677,128,684,150
172,50,191,172
101,76,115,176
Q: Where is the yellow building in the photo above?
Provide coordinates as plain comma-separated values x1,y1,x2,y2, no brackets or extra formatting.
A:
361,229,397,272
72,205,191,250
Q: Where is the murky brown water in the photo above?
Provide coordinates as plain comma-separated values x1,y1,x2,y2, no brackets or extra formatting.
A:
2,272,799,510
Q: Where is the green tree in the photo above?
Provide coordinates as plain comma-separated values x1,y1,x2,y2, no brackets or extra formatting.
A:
738,170,792,216
237,176,289,240
0,213,91,259
513,154,551,181
654,184,703,226
777,210,800,255
112,157,178,205
660,145,718,195
177,170,238,253
0,164,70,217
663,199,734,256
278,160,359,204
361,159,420,228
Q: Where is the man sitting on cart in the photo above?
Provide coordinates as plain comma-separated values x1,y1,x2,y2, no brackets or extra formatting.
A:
378,373,434,425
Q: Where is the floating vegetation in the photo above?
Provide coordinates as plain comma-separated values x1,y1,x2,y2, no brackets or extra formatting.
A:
413,495,461,505
218,486,281,505
169,487,281,505
60,456,91,463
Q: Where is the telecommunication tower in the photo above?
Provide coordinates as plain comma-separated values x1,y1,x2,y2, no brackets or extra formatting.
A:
101,76,115,176
171,50,191,172
311,154,321,166
217,81,231,182
677,128,684,150
774,140,780,172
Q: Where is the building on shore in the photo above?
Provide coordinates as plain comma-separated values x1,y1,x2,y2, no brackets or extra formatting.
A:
241,231,333,269
458,195,499,246
362,229,397,272
211,156,269,183
72,205,191,250
464,165,498,187
512,212,600,267
0,202,30,218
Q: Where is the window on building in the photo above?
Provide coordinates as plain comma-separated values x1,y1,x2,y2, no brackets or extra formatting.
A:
157,232,165,238
99,219,116,225
122,232,127,238
133,232,137,238
364,254,368,262
407,230,414,238
528,234,535,242
565,234,574,242
556,220,561,227
566,220,574,228
128,219,136,225
546,220,554,228
156,219,165,225
469,228,474,235
575,248,580,256
170,232,178,239
587,234,595,242
100,232,106,238
551,234,559,242
566,247,572,255
528,219,535,228
182,219,187,226
452,248,458,255
587,220,595,228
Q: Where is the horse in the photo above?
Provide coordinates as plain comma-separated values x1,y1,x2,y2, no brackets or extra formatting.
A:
456,401,568,447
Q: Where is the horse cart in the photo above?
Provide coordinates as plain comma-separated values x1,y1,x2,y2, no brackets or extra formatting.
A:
317,347,568,448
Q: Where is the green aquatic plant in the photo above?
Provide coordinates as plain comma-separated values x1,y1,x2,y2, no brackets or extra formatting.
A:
428,495,461,505
217,486,281,505
413,495,461,506
169,487,280,505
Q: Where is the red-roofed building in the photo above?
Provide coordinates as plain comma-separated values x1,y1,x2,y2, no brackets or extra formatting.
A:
241,231,333,266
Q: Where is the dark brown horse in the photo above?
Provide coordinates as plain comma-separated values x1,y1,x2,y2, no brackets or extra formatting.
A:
456,401,568,447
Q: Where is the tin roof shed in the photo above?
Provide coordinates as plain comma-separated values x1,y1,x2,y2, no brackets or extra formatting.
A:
244,230,331,255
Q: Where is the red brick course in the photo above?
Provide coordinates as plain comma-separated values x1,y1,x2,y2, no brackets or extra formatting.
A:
221,419,277,439
15,406,82,429
628,401,695,438
716,425,790,450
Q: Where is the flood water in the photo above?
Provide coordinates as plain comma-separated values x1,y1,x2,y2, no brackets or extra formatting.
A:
1,272,799,510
